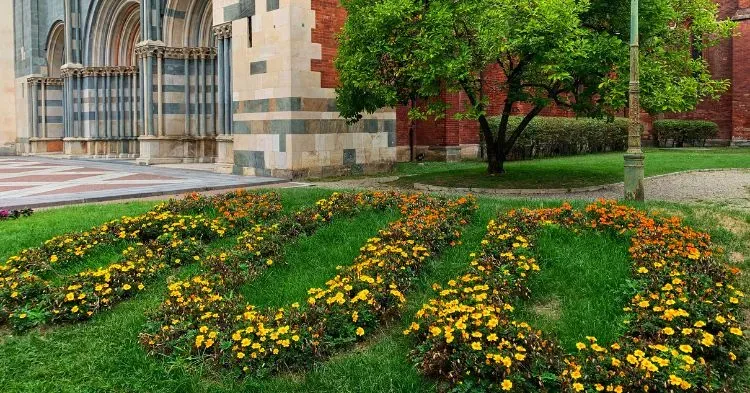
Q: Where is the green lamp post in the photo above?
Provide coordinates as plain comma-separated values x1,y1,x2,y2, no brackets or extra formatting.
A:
624,0,645,201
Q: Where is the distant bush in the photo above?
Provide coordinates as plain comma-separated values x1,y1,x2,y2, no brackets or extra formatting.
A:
486,116,628,160
652,120,718,147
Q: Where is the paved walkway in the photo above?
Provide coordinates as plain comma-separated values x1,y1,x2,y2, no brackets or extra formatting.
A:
314,169,750,210
0,156,288,209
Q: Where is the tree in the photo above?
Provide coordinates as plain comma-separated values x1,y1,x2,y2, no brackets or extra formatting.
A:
335,0,735,174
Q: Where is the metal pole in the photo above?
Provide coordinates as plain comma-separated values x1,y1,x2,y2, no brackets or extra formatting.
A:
624,0,645,201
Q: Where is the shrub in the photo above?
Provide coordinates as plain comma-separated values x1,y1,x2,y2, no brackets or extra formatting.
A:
652,120,719,147
486,116,628,160
0,208,33,221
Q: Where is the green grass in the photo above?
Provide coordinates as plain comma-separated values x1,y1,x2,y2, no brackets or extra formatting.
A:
0,189,747,392
0,202,156,262
381,147,750,189
517,226,631,352
239,209,400,308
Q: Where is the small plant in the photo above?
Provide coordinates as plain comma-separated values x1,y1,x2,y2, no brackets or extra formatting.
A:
0,208,34,221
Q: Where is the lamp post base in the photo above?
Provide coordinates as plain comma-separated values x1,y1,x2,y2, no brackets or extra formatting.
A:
624,153,645,201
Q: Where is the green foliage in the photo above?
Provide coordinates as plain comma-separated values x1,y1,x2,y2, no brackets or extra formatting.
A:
336,0,736,172
652,119,719,147
487,116,628,159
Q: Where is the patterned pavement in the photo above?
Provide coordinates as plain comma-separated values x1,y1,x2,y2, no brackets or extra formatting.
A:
0,156,288,209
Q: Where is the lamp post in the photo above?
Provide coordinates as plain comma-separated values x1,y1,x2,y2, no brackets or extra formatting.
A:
624,0,645,201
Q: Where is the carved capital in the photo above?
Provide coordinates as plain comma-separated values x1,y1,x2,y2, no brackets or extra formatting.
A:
212,22,233,40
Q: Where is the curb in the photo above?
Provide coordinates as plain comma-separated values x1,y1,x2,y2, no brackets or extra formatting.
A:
1,179,290,211
413,168,750,196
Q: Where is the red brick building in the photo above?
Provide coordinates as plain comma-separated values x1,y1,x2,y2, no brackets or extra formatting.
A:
314,0,750,163
668,0,750,147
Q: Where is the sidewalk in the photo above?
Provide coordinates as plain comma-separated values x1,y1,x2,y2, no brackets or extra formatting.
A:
0,156,290,209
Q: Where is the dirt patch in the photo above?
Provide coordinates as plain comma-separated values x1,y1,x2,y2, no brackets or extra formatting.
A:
531,297,562,321
692,209,750,238
730,252,746,264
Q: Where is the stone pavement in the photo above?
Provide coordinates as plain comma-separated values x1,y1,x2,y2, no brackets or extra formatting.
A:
0,156,290,209
313,169,750,211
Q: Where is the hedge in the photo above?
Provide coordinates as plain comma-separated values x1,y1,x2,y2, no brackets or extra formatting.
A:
486,116,628,160
652,120,719,148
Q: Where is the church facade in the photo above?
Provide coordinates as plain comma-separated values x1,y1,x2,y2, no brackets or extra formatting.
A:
1,0,748,179
6,0,397,178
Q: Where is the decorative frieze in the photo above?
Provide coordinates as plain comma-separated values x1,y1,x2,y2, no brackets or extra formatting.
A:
213,22,233,40
135,44,217,60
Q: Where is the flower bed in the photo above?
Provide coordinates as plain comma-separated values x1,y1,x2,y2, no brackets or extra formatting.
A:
407,200,747,392
0,191,282,330
140,192,477,376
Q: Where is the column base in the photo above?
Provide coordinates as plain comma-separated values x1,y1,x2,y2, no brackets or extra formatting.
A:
30,138,64,154
397,145,464,162
136,135,217,165
215,135,235,174
624,153,646,201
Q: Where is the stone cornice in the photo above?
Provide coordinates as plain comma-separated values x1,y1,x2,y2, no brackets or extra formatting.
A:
733,8,750,21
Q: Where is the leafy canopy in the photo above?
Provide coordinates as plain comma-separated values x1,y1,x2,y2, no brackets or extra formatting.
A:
335,0,735,121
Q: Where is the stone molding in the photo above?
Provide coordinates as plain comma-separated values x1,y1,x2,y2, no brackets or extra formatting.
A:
213,22,232,39
27,77,64,86
135,43,217,60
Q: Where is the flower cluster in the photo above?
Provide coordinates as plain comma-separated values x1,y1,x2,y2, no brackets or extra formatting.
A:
0,208,33,221
408,200,748,392
140,192,414,357
141,193,477,377
1,191,282,331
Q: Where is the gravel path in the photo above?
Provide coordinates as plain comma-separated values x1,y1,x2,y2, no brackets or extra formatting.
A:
312,169,750,210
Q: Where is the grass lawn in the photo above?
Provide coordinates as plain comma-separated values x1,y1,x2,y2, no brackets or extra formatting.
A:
0,188,747,392
375,147,750,190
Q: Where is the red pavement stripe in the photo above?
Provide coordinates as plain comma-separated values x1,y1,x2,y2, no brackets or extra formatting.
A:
106,173,179,181
0,174,101,183
33,183,158,196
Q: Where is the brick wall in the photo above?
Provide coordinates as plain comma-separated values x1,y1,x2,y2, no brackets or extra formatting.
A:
311,0,347,89
315,0,748,162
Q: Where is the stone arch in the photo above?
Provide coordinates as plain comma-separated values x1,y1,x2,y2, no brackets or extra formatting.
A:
45,21,65,78
163,0,213,47
83,0,141,66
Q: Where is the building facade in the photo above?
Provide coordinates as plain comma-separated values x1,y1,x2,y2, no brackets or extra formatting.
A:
2,0,748,178
7,0,396,178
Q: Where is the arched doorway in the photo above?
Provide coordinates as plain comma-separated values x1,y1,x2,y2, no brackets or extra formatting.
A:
45,22,65,78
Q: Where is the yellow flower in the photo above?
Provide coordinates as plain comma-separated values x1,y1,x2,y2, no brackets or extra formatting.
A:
501,379,512,391
663,327,675,335
356,327,365,337
571,370,581,379
471,342,482,351
679,345,692,353
71,306,79,313
123,284,132,291
50,255,58,263
730,327,744,336
19,313,27,319
236,352,245,359
573,383,584,392
576,342,587,350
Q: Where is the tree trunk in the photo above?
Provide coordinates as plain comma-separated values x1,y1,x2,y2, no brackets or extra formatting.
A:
488,149,506,174
478,114,505,174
